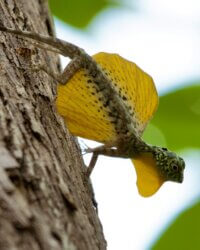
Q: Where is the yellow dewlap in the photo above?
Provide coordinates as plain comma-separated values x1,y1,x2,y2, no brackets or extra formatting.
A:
132,153,164,197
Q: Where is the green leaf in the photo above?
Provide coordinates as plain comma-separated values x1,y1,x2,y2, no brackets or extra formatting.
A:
151,200,200,250
143,84,200,151
48,0,119,28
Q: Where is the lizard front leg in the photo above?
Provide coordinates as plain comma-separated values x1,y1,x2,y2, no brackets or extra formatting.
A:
86,143,126,177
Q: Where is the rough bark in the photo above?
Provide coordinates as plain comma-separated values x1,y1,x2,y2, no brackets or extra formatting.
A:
0,1,106,249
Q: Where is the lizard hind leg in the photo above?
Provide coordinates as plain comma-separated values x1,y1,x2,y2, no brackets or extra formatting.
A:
85,143,121,177
86,152,99,177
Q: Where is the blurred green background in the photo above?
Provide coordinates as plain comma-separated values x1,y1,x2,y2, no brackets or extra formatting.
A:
48,0,200,249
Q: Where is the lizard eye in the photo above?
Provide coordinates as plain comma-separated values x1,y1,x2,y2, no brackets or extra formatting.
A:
171,163,179,172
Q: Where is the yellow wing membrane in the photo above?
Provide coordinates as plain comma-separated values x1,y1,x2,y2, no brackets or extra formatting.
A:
56,52,158,142
93,53,159,135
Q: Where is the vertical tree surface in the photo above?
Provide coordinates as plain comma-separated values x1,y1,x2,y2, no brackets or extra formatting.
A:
0,1,106,249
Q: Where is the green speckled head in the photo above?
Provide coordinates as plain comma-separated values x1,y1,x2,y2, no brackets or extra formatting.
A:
152,146,185,183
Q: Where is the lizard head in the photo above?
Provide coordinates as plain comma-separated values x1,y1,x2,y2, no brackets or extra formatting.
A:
132,145,185,197
153,146,185,183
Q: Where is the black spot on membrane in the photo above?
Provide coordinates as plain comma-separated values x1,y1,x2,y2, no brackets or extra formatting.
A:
87,79,92,83
122,96,127,101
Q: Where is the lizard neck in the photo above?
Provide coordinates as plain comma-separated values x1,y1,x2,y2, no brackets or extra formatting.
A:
118,134,153,158
133,139,154,156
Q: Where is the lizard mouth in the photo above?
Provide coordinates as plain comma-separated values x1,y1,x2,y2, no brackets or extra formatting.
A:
178,174,184,183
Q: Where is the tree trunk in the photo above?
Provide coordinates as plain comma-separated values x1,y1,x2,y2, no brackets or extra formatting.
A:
0,1,106,249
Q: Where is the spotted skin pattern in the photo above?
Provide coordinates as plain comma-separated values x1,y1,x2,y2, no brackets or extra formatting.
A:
153,147,185,182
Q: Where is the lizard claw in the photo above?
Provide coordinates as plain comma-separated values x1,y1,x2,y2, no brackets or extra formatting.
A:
79,140,93,155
